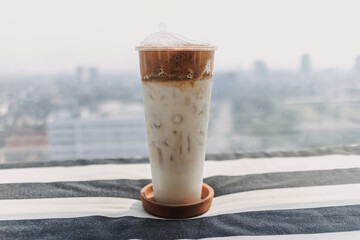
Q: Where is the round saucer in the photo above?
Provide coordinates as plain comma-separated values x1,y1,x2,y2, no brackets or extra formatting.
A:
140,183,214,219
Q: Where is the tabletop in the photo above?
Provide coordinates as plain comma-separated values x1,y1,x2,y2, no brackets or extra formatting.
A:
0,146,360,239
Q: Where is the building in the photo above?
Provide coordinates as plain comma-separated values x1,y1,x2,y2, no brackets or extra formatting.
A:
253,60,268,81
47,102,148,160
76,66,86,82
354,56,360,74
89,67,98,81
2,132,49,163
300,54,312,78
76,66,99,82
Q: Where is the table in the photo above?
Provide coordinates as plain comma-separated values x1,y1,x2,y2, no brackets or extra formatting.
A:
1,146,360,239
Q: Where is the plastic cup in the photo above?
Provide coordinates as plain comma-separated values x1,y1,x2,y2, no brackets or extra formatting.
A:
137,39,215,204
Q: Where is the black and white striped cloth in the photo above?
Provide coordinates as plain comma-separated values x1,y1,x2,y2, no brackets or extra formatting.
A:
0,147,360,239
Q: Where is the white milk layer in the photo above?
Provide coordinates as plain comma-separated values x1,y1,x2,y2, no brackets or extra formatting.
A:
142,78,212,204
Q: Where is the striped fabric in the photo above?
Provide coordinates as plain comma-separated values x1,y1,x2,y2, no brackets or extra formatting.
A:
0,149,360,239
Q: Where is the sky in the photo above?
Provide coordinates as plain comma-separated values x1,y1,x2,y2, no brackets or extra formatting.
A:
1,0,360,74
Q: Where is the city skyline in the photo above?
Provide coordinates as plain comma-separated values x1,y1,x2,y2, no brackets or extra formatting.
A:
1,61,360,163
2,53,360,79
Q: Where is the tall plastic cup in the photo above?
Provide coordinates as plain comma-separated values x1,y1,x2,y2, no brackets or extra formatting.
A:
136,32,215,204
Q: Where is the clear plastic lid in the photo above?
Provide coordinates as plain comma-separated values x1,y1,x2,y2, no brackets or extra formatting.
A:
136,26,216,51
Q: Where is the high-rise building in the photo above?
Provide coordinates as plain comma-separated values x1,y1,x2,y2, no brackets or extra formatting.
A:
76,66,87,82
89,67,98,81
76,66,99,82
253,60,268,80
354,56,360,74
300,54,312,78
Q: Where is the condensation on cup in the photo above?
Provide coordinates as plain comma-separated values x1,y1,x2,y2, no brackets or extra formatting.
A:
136,30,216,204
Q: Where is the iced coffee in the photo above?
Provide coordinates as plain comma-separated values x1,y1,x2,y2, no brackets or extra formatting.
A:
137,32,215,204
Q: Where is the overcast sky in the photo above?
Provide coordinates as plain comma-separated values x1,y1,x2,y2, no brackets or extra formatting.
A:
1,0,360,74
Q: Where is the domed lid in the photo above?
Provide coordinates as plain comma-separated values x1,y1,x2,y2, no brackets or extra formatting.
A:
136,25,216,51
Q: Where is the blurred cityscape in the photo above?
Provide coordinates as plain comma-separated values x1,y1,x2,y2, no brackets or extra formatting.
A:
1,55,360,163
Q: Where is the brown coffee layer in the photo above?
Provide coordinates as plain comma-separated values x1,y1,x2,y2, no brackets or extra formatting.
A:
138,50,214,81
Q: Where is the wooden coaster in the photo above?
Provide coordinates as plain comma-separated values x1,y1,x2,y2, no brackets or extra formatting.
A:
140,183,214,219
